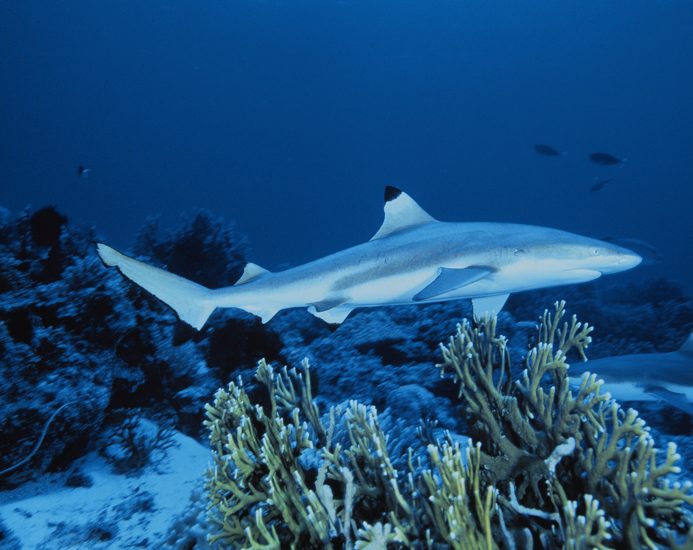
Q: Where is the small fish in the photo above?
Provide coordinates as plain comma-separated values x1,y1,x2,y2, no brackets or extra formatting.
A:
589,152,624,166
78,165,91,177
590,178,611,192
534,144,564,157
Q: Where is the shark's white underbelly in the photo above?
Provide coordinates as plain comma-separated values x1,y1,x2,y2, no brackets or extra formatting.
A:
342,268,438,305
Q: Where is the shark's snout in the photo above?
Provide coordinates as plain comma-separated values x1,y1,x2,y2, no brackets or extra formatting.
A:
618,252,642,269
600,247,642,274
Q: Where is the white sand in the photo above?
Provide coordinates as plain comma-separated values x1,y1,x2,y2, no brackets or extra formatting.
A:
0,429,210,549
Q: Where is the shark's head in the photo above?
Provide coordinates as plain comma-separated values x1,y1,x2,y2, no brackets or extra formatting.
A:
574,239,642,275
502,232,643,291
544,237,642,277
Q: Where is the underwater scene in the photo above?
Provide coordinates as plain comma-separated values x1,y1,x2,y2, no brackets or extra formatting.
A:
1,1,692,548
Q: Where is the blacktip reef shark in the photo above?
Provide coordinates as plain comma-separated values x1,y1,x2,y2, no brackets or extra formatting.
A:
569,333,693,415
96,186,641,329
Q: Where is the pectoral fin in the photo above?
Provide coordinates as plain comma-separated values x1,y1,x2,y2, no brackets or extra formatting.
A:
413,266,495,301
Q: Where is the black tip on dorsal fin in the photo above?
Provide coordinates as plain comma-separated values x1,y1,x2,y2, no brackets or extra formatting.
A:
371,185,435,240
384,185,402,203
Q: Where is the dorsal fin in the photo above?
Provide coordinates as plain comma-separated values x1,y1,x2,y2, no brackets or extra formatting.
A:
236,262,269,285
370,186,436,240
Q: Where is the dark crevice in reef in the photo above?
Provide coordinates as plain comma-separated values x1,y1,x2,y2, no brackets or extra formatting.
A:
29,206,67,247
206,317,284,374
356,338,409,366
5,309,34,344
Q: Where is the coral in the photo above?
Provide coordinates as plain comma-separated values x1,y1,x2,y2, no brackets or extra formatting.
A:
162,488,214,550
206,313,284,373
204,357,503,548
132,209,248,289
273,301,477,410
205,302,693,549
437,301,693,548
0,206,134,484
65,469,94,488
0,205,246,483
100,410,178,474
508,277,693,357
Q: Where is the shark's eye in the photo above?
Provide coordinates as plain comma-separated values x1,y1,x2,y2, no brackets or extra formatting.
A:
592,248,600,255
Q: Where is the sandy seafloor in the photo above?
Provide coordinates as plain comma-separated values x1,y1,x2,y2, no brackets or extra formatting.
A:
0,429,210,550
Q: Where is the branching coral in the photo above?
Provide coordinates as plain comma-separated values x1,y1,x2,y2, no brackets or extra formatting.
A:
205,302,693,548
206,359,342,547
205,359,498,548
100,410,178,474
438,301,693,548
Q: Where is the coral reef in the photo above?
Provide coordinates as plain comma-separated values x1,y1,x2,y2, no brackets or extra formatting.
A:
439,302,693,548
1,203,692,547
507,277,693,357
132,209,248,289
0,206,118,485
205,303,693,548
270,277,693,434
0,206,249,486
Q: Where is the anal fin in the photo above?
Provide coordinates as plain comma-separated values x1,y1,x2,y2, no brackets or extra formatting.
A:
308,300,353,324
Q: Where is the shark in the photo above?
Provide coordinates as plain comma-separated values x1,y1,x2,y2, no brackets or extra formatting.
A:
96,186,641,329
569,333,693,415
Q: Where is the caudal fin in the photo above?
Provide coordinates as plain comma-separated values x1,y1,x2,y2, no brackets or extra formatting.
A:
96,243,216,330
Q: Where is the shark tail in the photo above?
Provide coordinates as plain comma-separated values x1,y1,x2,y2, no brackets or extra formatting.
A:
96,243,217,330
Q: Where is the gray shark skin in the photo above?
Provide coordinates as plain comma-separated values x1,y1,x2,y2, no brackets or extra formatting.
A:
96,186,641,329
569,333,693,415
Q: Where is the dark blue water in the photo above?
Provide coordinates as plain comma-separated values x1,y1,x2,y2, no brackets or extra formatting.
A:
2,0,691,290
